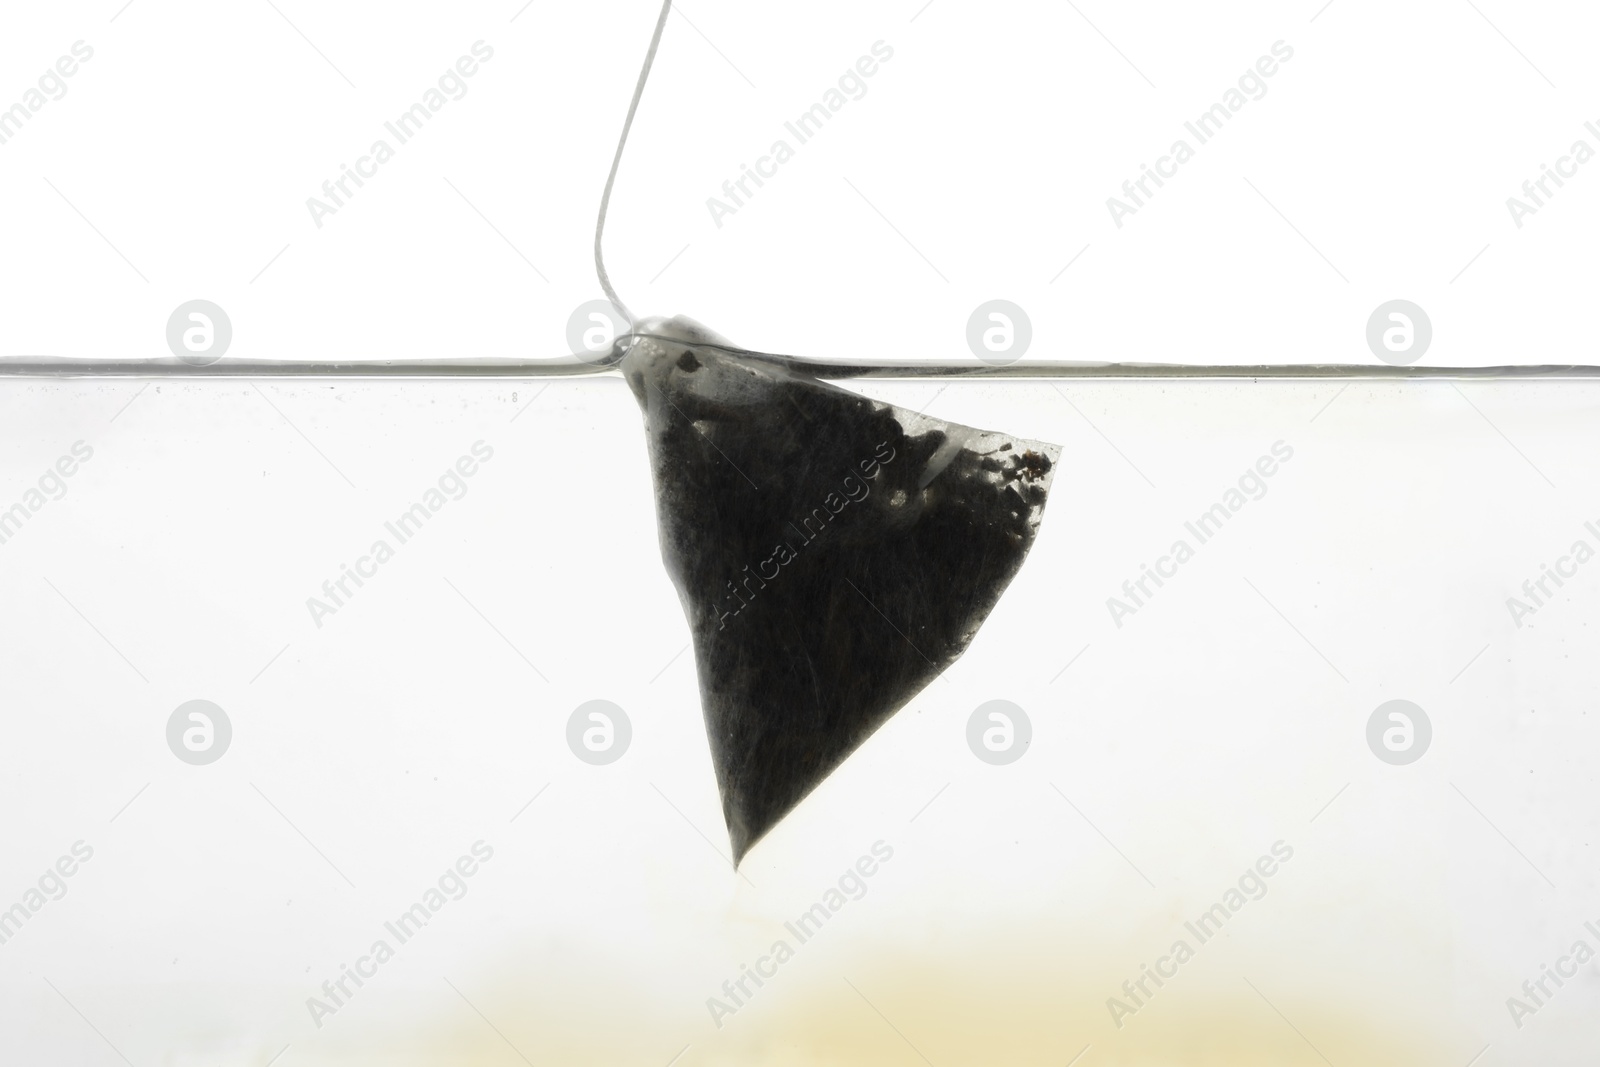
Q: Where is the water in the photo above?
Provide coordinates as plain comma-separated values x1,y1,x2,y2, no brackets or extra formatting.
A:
1,368,1593,1064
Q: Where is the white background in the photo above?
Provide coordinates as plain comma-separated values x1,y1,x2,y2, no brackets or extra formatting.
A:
1,0,1598,365
1,3,1599,1067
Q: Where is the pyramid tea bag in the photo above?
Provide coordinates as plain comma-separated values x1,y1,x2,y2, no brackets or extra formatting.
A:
621,318,1061,862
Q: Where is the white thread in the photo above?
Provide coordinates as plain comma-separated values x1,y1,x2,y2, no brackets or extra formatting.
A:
595,0,674,332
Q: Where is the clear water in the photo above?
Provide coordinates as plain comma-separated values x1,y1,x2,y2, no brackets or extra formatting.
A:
1,369,1593,1065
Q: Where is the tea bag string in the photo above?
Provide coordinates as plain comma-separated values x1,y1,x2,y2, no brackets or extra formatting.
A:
596,0,674,332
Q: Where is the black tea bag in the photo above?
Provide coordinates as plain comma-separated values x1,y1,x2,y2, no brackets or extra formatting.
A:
622,318,1061,862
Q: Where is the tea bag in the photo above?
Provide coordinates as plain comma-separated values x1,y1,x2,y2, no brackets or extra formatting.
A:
622,318,1061,862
